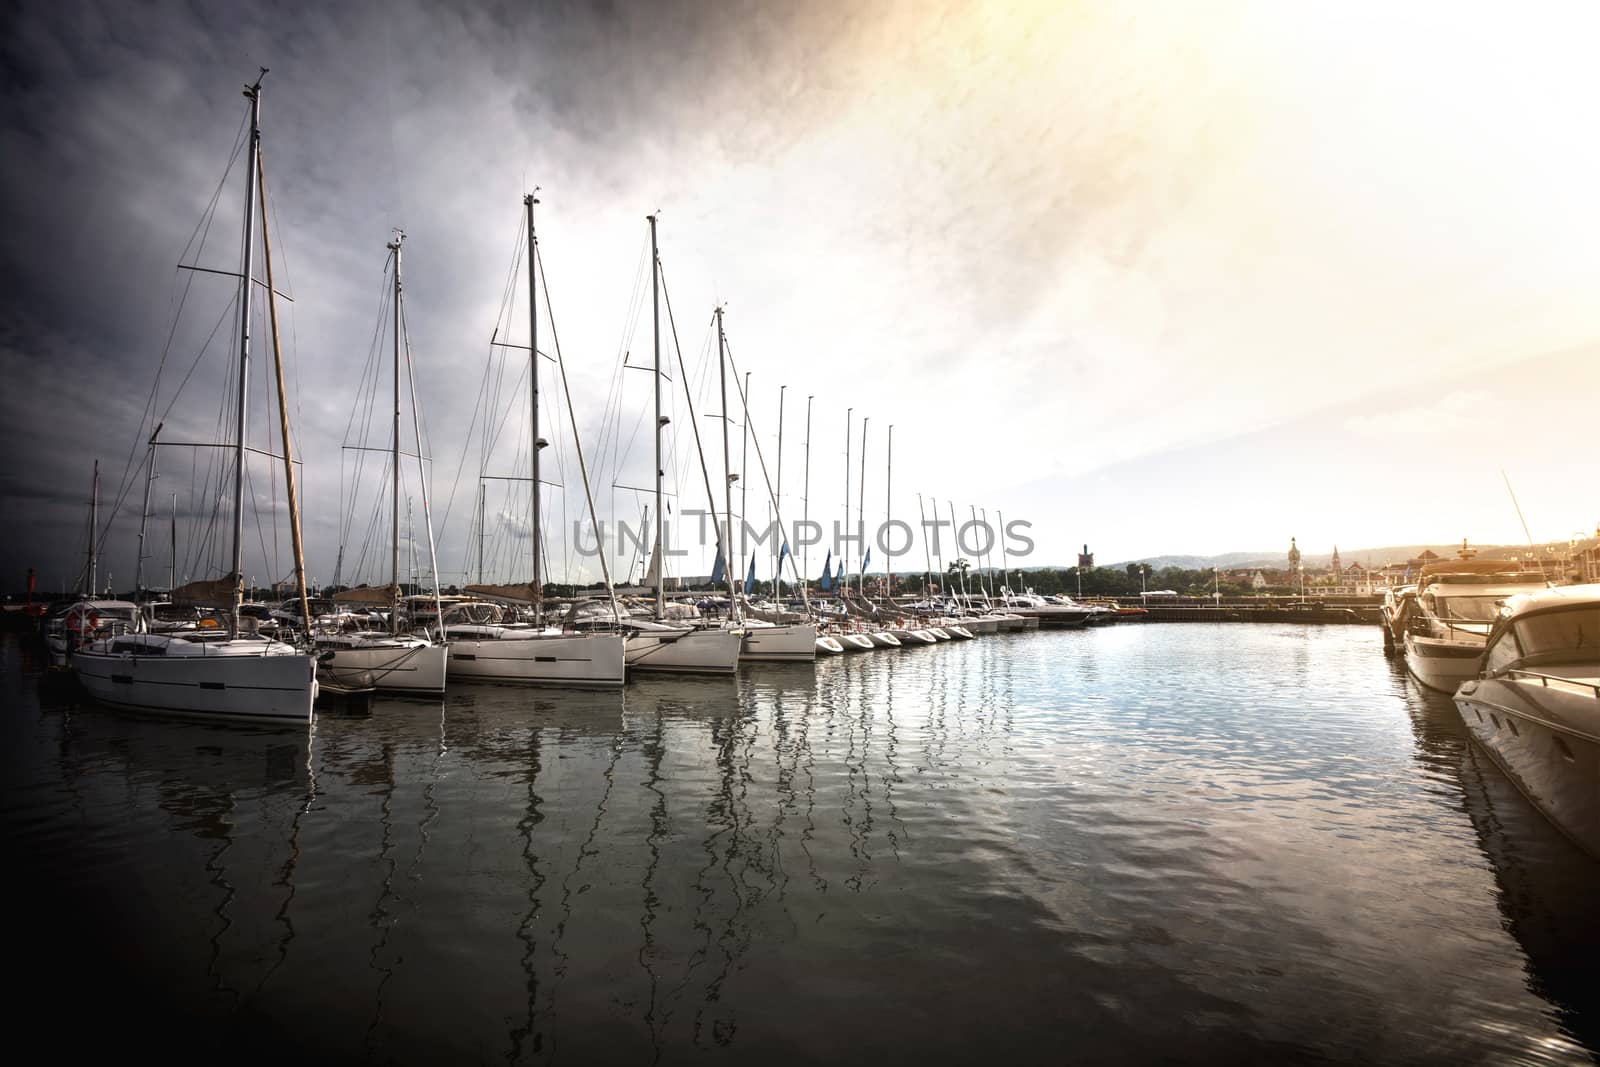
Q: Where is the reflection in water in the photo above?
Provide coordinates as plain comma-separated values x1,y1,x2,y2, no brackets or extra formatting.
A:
1399,673,1598,1064
6,627,1600,1063
507,723,546,1062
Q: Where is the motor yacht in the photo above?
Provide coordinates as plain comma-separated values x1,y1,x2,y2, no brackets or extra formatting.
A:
1453,584,1600,856
1403,560,1551,692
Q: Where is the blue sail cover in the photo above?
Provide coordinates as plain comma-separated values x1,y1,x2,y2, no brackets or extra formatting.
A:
819,550,833,592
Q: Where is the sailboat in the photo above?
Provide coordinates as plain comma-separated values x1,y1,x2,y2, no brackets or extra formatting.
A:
714,308,816,662
46,460,142,667
443,192,626,688
621,216,741,675
317,234,447,695
73,73,317,722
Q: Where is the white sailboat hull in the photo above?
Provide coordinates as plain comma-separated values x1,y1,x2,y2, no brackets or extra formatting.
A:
839,633,876,652
72,637,316,722
815,636,845,655
739,622,817,663
446,632,626,688
626,627,741,675
318,637,447,694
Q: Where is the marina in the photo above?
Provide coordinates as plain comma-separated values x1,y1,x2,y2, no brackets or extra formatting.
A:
3,4,1599,1064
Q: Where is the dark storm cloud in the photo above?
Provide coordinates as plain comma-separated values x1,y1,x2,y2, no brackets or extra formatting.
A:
0,0,837,589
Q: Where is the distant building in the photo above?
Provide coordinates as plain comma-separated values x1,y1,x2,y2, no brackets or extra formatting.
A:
1330,545,1341,574
1287,537,1301,572
1252,571,1267,591
1078,544,1094,569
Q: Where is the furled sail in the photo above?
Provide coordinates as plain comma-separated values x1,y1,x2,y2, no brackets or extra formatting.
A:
464,582,541,604
332,584,399,605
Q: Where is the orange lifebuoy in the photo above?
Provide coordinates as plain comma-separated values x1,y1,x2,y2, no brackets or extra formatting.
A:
197,617,220,629
66,608,100,636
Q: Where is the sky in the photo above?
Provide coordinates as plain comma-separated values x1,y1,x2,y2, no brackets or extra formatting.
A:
2,0,1597,594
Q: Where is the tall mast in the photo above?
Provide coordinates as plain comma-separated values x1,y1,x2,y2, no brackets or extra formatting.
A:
885,424,893,602
390,232,404,632
170,492,177,593
774,384,785,597
998,508,1010,595
649,214,664,619
949,500,964,601
858,417,868,596
476,482,485,584
972,505,986,602
716,306,739,619
658,272,726,610
525,191,542,622
919,492,937,591
802,395,813,591
89,459,99,595
739,370,750,585
397,265,446,638
230,72,265,636
134,424,162,600
843,406,852,593
257,138,310,635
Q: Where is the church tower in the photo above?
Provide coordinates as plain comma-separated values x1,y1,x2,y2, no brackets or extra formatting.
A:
1331,545,1341,576
1288,537,1301,573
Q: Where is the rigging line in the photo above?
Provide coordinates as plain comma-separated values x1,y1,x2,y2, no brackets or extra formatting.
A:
104,112,249,534
658,263,727,575
594,234,650,483
536,241,621,619
245,459,272,596
589,233,648,495
341,265,394,552
340,277,392,554
720,332,811,608
261,175,306,462
102,279,234,571
654,257,695,571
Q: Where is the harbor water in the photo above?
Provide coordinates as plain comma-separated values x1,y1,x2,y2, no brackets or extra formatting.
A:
4,625,1597,1064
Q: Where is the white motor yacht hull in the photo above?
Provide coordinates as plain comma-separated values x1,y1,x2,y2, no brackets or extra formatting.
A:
318,638,447,695
1455,674,1600,857
447,632,626,688
626,627,741,675
739,623,817,663
72,637,316,722
1404,632,1484,693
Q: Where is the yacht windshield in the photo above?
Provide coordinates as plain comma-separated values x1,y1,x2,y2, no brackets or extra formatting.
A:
1515,607,1599,660
1432,595,1504,622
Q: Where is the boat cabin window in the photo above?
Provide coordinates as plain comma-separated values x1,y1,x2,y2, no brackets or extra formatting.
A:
1430,595,1504,623
1482,628,1522,675
1513,607,1599,663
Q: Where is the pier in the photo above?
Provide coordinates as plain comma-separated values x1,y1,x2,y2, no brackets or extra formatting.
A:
1009,594,1382,627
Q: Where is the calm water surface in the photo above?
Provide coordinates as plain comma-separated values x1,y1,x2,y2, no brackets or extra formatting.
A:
4,625,1598,1064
